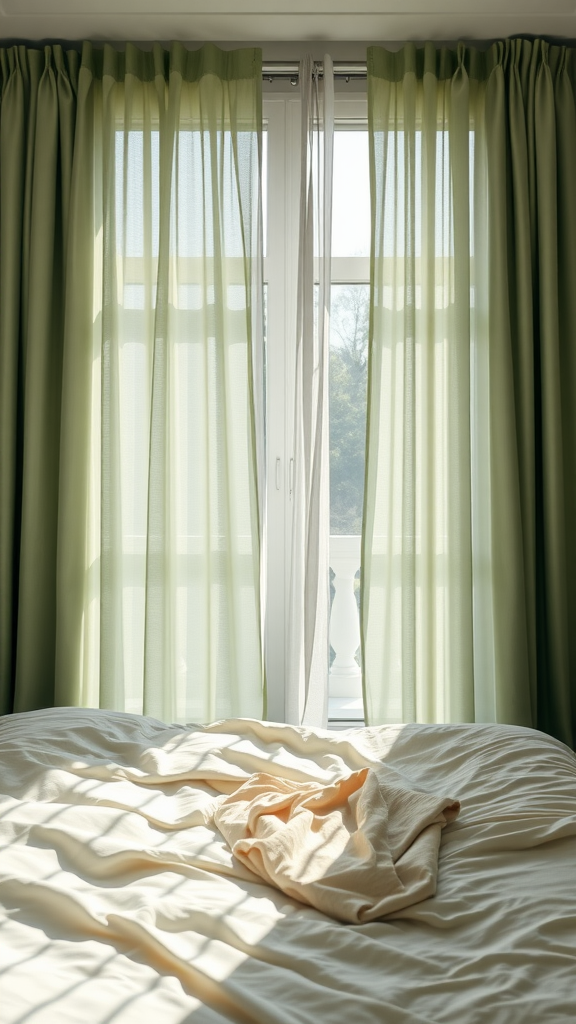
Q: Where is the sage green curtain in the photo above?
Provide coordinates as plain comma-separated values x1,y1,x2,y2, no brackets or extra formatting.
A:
486,39,576,747
0,46,79,714
1,42,264,722
363,39,576,747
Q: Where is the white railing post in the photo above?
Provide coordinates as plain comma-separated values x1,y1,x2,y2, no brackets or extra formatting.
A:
328,535,362,699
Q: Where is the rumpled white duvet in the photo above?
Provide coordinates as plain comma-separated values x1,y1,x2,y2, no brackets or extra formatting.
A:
0,708,575,1023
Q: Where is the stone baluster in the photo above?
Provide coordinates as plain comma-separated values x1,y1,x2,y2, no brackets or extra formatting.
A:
328,535,362,699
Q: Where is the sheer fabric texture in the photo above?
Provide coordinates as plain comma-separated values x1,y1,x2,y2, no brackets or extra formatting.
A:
363,43,494,727
363,41,576,746
0,42,264,721
63,43,264,722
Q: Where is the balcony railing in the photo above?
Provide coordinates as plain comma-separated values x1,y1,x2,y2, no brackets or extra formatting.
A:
328,534,364,724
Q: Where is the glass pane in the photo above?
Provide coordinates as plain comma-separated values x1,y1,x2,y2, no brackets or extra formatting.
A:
329,284,369,534
332,130,370,257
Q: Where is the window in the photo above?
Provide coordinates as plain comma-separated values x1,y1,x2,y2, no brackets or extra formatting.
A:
263,83,369,725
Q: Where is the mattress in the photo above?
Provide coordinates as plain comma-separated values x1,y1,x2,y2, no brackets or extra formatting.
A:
0,707,575,1023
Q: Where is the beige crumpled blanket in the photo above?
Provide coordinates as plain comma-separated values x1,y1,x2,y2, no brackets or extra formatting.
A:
213,766,460,924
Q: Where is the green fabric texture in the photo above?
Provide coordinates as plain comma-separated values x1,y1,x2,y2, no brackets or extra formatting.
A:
364,39,576,746
0,46,79,714
0,42,264,721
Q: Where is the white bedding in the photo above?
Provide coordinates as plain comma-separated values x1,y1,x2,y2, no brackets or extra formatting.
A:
0,707,575,1023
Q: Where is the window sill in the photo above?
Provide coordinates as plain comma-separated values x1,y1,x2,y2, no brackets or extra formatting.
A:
327,695,364,730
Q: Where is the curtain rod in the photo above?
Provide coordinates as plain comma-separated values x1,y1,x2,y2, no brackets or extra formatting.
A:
262,61,367,82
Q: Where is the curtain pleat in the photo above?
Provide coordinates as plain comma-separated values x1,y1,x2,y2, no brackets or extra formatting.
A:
364,39,576,746
487,39,576,745
2,42,264,723
0,46,78,714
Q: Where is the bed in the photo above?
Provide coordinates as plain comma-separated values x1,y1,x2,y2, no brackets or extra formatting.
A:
1,707,575,1023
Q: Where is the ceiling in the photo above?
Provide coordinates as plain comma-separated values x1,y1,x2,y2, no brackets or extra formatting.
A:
1,0,576,45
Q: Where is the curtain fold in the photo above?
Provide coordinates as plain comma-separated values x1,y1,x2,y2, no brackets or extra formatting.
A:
363,40,576,746
0,45,79,714
2,41,264,723
484,39,576,745
286,55,334,727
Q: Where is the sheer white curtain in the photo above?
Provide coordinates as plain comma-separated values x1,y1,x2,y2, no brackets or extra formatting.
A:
286,55,334,727
57,44,264,723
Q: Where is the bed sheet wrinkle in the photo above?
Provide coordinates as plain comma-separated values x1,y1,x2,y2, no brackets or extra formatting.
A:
213,767,459,923
1,708,575,1024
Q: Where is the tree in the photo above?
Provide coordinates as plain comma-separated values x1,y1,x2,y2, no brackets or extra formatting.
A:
329,285,369,535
